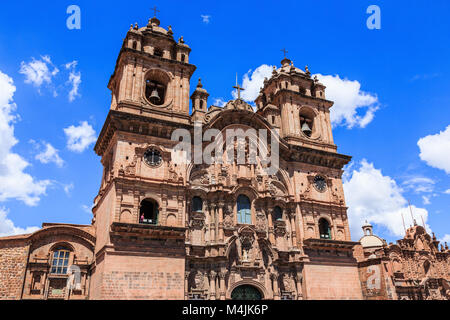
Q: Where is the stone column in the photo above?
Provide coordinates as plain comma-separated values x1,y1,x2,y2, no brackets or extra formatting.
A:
218,202,224,243
215,276,220,300
184,271,190,300
209,271,217,300
219,271,227,300
210,204,216,244
205,203,211,244
271,273,280,300
268,206,275,244
296,270,303,300
289,210,297,247
296,203,304,248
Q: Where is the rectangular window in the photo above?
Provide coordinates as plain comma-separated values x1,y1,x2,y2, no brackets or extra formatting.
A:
51,250,70,275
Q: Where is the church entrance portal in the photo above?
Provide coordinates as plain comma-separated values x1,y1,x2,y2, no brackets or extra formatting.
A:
231,285,262,300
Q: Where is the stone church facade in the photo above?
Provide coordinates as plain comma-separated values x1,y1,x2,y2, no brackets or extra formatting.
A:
0,15,448,300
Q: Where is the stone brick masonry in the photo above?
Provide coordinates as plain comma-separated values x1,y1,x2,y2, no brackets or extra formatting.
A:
0,240,29,300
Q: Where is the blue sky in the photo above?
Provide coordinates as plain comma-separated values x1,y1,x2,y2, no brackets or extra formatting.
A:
0,1,449,244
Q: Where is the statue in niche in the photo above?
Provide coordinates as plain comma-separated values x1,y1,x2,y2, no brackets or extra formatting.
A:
168,161,178,181
243,248,249,261
189,270,205,291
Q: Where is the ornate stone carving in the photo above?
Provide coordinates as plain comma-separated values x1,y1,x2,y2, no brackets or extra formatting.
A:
255,212,267,233
274,220,287,236
190,212,205,230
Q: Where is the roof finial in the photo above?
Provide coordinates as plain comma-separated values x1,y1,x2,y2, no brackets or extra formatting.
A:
151,5,160,18
305,65,311,77
233,73,245,100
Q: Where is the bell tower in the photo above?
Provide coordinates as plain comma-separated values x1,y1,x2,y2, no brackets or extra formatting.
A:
91,13,192,300
108,15,196,124
255,57,336,153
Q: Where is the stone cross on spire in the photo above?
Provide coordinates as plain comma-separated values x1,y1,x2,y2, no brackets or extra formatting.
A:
233,74,245,100
151,6,160,18
281,48,288,58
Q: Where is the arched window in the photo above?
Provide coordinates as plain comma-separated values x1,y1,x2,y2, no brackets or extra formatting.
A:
51,247,71,275
140,199,159,225
273,206,283,222
319,218,332,240
154,48,163,57
237,195,251,224
192,197,203,213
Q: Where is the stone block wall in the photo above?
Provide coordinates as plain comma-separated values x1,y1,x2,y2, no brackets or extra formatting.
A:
303,263,363,300
92,253,185,300
0,240,29,300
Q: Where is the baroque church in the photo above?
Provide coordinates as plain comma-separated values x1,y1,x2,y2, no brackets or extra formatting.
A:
0,15,448,301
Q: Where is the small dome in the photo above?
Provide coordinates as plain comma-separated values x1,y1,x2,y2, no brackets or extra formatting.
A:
360,235,384,248
276,62,305,75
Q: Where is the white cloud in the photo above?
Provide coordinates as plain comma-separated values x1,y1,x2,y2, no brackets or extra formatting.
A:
65,60,81,102
0,207,39,237
0,70,51,206
34,142,64,168
344,160,429,239
315,74,379,129
19,55,59,89
233,66,379,128
201,15,211,24
68,71,81,102
65,61,78,70
440,234,450,244
63,183,74,196
418,125,450,174
212,98,227,107
20,56,81,101
422,195,431,205
64,121,97,153
81,204,93,214
402,176,435,194
410,73,439,82
444,189,450,195
234,65,274,103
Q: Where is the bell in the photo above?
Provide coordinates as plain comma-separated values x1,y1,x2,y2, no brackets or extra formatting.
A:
301,122,312,136
150,89,160,103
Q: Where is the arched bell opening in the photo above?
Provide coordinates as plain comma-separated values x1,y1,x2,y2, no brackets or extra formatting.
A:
144,69,170,106
145,80,166,106
299,107,316,138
